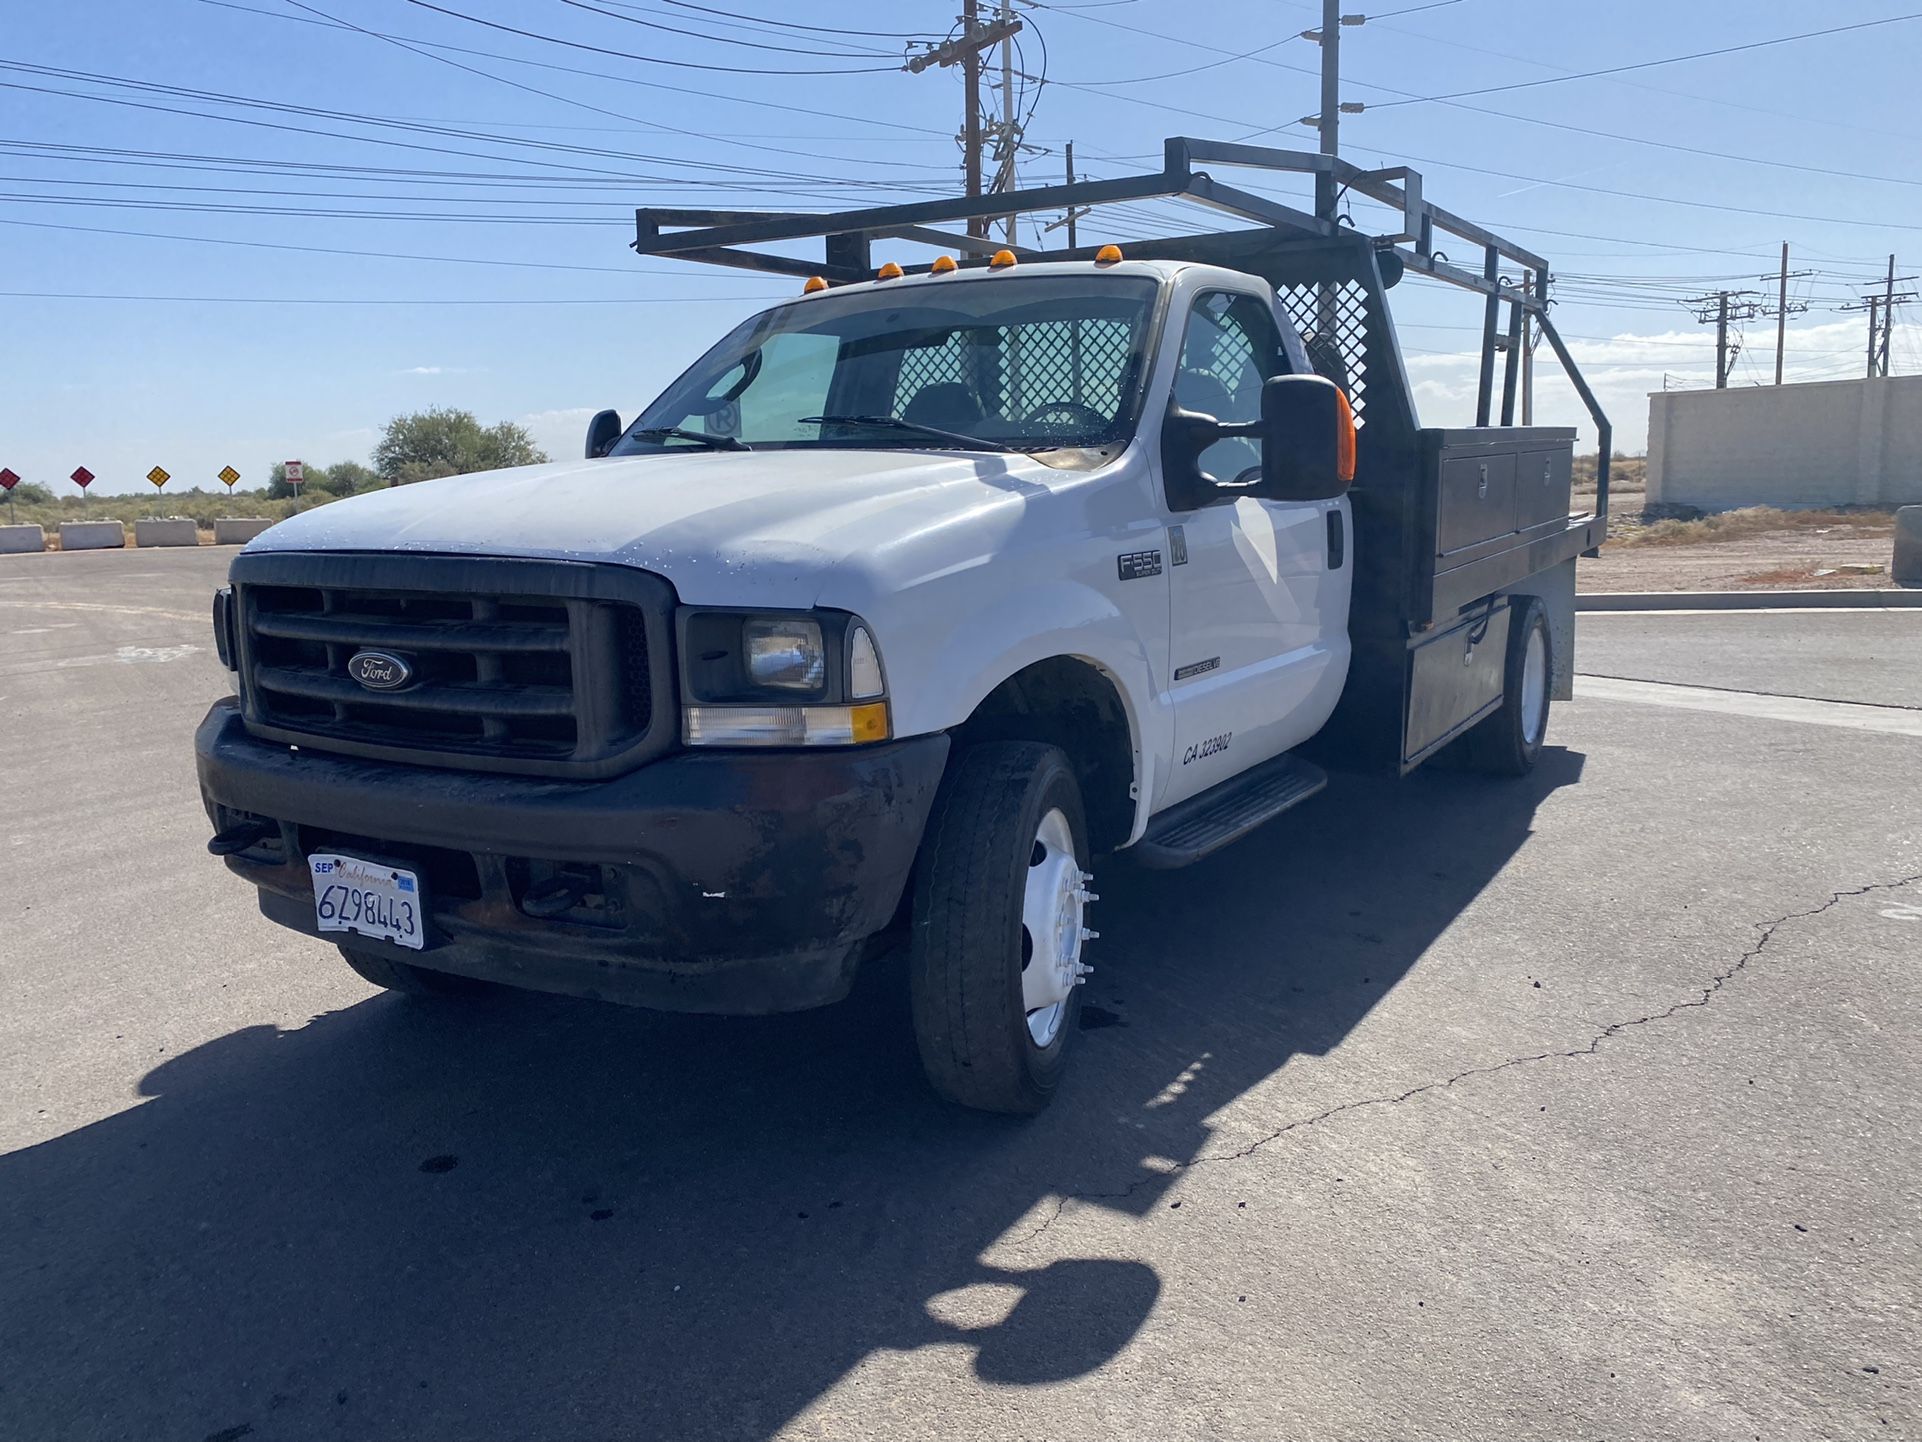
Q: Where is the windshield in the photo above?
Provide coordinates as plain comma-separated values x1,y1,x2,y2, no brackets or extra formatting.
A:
613,274,1162,455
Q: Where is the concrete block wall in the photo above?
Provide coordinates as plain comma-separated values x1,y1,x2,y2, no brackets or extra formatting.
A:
59,520,126,550
1647,374,1922,509
134,519,200,548
0,524,46,553
213,517,276,545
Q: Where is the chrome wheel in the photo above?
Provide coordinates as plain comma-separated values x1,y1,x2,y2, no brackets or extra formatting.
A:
1019,807,1094,1048
1519,621,1548,747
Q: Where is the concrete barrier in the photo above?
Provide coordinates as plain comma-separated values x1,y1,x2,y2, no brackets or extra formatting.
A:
0,524,46,554
213,517,277,545
1896,505,1922,586
58,520,126,550
1579,588,1922,611
133,518,200,548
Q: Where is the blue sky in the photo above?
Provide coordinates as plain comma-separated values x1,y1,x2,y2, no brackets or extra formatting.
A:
4,0,1920,493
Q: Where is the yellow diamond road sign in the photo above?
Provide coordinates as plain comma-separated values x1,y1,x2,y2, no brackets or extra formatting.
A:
147,466,170,488
218,465,240,487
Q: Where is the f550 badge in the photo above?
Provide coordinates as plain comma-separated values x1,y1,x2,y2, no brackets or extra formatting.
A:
1183,732,1231,764
1117,549,1162,581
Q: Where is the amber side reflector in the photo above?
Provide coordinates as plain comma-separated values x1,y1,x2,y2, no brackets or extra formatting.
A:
1094,244,1124,265
802,276,829,294
1335,390,1358,483
849,701,891,744
930,255,958,274
876,261,904,280
989,249,1017,268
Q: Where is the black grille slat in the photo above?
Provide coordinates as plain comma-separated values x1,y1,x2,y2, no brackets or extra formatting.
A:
232,560,669,778
251,612,569,652
253,667,576,717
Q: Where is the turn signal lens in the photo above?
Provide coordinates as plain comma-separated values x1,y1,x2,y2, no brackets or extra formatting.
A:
989,249,1017,268
802,276,828,294
876,261,904,280
930,254,958,274
683,702,892,747
1094,244,1124,264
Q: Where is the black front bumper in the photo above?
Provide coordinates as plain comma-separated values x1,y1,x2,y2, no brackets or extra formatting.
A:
195,699,949,1013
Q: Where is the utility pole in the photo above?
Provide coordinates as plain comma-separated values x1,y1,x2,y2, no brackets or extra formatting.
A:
1519,275,1535,424
999,0,1017,244
1840,258,1916,379
1774,243,1789,385
1758,245,1812,385
1316,0,1340,222
1682,289,1761,389
904,3,1023,241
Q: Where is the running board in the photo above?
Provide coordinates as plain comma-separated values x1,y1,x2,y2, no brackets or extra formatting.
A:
1133,753,1329,869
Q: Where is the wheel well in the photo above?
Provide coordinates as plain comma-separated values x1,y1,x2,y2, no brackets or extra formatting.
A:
950,657,1137,853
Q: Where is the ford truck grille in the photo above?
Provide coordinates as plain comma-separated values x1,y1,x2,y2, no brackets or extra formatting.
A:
228,552,675,779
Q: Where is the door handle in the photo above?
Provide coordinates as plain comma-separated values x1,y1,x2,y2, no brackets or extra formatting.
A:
1325,509,1344,570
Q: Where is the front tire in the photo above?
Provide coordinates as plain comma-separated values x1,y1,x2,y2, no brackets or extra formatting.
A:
1460,596,1552,777
337,944,489,998
909,742,1094,1115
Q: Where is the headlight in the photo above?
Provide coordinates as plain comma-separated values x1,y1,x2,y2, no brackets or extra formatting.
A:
677,608,891,746
743,617,825,692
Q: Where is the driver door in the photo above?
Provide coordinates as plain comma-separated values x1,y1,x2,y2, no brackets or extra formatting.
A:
1160,287,1346,809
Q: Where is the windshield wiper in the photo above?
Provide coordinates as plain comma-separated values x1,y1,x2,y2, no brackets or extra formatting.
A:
799,413,1022,454
629,426,751,452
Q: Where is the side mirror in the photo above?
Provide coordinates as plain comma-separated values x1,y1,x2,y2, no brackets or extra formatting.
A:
1259,374,1355,501
585,408,623,459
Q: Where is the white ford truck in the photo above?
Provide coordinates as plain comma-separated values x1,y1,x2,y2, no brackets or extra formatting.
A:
196,140,1612,1113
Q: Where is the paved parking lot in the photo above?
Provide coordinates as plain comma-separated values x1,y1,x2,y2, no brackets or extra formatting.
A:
3,546,1918,1440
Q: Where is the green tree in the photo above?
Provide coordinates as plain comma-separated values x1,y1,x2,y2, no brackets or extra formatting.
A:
5,480,56,505
313,460,378,497
372,407,547,486
264,462,320,500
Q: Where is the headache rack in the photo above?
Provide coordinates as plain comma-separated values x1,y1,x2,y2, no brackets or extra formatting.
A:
633,138,1611,771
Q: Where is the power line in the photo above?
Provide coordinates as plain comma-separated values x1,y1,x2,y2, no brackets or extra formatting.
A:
0,289,784,304
402,0,900,75
1365,12,1922,109
549,0,903,60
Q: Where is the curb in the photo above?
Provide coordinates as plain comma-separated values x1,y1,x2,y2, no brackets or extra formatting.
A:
1579,589,1922,611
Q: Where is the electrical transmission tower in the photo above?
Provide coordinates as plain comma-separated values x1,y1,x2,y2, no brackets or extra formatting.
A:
1681,290,1762,389
1839,254,1916,378
904,3,1025,243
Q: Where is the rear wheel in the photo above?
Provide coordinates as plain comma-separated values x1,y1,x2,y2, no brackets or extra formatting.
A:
909,742,1094,1115
1460,596,1551,777
337,944,489,998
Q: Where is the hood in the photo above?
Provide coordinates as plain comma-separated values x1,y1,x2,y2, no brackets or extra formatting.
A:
248,448,1069,609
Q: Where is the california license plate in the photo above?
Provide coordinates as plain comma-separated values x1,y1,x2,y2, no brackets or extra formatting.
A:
310,853,425,950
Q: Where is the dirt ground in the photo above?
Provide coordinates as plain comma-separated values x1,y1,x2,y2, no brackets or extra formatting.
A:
1578,533,1902,592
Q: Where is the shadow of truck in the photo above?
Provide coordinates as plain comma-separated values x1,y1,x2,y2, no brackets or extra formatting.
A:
1,749,1581,1439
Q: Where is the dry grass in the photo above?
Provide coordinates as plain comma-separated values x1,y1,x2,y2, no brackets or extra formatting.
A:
1574,454,1647,495
1612,505,1900,549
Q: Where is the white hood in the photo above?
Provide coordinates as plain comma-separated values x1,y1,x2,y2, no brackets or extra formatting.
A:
249,448,1070,610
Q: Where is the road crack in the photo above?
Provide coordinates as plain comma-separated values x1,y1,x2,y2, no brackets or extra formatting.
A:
1016,870,1922,1248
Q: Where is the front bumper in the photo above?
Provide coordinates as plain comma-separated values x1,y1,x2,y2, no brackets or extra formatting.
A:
195,699,949,1013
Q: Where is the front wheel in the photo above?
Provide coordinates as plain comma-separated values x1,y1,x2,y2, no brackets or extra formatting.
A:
909,742,1094,1115
1460,596,1552,777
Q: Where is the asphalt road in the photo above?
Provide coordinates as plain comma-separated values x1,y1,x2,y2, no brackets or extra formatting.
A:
3,546,1918,1441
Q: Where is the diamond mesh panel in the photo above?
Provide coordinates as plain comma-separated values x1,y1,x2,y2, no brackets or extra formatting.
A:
1277,281,1369,427
891,319,1137,422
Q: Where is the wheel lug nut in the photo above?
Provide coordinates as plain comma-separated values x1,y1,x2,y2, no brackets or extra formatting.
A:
1079,927,1099,942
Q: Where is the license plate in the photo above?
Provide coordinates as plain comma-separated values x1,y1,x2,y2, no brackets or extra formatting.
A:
310,853,425,950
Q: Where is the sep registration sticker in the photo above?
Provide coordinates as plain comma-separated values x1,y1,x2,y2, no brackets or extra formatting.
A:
310,853,425,950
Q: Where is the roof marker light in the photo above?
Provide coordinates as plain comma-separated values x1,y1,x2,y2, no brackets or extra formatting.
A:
803,276,829,294
876,261,904,280
1094,244,1124,265
930,255,958,274
989,249,1017,268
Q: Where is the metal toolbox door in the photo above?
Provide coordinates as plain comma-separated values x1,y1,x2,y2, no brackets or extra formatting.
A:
1437,452,1518,557
1516,448,1574,532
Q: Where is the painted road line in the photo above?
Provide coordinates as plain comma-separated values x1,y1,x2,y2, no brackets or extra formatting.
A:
1574,675,1922,738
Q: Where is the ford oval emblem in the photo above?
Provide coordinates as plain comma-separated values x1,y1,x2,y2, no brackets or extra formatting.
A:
346,650,415,692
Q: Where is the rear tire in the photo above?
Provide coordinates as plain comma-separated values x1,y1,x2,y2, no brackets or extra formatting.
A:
1461,596,1551,777
337,944,489,998
909,742,1092,1115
